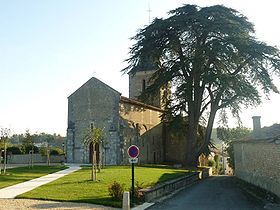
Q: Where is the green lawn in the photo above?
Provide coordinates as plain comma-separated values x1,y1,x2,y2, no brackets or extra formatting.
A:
0,165,68,189
18,165,190,207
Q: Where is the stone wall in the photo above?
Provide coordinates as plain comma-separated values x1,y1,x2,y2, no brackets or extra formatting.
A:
140,167,212,202
165,130,188,165
128,70,161,108
67,77,121,164
128,71,171,109
8,154,64,164
234,139,280,198
120,97,164,164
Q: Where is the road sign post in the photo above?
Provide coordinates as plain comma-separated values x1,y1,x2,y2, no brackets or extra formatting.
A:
127,145,139,203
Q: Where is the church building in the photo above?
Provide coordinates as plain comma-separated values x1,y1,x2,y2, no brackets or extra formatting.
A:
66,69,175,165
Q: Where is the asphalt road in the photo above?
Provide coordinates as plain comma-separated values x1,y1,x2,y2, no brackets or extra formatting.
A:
148,176,268,210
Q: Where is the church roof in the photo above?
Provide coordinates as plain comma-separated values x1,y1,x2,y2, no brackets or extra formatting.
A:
68,77,121,98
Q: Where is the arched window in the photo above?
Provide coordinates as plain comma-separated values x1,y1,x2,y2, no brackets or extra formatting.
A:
142,79,146,92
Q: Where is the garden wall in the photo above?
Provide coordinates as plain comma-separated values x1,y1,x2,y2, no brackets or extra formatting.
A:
234,139,280,198
7,154,65,164
140,167,212,202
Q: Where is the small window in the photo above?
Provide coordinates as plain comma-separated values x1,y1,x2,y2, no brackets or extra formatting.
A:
90,122,94,131
142,79,146,92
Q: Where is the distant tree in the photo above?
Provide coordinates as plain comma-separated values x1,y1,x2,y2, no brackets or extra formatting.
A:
21,130,33,153
0,128,11,174
44,134,54,166
124,4,280,166
217,126,251,169
9,134,24,144
21,130,36,168
84,127,104,181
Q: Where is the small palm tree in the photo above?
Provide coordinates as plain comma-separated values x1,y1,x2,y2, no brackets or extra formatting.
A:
84,127,104,181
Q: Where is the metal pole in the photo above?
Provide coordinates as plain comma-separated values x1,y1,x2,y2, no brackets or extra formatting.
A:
222,143,225,174
3,140,7,174
132,162,134,203
31,149,34,168
0,150,3,174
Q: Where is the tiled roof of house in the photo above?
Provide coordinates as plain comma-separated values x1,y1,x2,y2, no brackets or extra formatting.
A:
261,124,280,138
240,123,280,142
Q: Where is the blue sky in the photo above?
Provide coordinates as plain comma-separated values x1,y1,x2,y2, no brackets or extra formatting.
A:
1,0,280,135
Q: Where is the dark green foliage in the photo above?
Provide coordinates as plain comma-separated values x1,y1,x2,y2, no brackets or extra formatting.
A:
124,4,280,166
11,132,65,148
50,150,59,155
208,159,216,167
217,126,251,143
208,156,220,174
108,181,124,201
217,126,251,169
226,142,235,169
22,145,39,154
40,147,64,156
21,130,35,154
130,181,145,203
7,146,22,154
50,148,63,155
214,154,220,174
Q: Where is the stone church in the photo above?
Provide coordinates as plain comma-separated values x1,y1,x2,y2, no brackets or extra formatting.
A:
66,69,186,165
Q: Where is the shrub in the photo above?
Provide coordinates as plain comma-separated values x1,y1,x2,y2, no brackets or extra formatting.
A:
108,181,124,201
7,146,22,154
130,181,145,203
208,159,216,167
21,145,39,154
50,148,64,155
39,147,48,156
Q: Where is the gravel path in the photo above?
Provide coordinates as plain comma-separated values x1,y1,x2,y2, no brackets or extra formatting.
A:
0,199,119,210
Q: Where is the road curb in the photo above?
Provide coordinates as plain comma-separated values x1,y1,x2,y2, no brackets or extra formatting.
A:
132,202,154,210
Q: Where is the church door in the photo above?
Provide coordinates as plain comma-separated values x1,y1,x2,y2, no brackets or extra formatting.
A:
89,142,100,164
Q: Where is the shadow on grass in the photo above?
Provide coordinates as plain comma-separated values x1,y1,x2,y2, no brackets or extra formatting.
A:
29,197,121,208
155,171,189,185
44,178,97,187
7,165,67,174
137,164,174,169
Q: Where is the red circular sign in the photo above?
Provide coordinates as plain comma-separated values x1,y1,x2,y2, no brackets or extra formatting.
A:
127,145,139,158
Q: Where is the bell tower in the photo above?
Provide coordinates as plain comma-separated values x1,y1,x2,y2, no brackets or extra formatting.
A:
128,69,170,109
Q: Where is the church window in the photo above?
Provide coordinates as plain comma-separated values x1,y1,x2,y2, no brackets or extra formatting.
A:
142,79,146,92
90,122,94,131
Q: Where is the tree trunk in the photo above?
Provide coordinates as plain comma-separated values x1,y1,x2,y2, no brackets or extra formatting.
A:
93,150,97,180
198,105,218,155
186,151,199,167
186,114,200,167
47,147,50,166
91,144,96,181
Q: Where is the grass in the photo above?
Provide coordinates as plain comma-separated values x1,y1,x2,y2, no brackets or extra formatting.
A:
18,165,190,207
0,165,68,189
